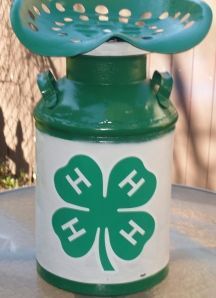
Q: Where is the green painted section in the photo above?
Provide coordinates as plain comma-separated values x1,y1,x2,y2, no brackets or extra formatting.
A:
34,55,178,141
37,261,169,296
67,55,147,84
52,155,156,271
10,0,212,56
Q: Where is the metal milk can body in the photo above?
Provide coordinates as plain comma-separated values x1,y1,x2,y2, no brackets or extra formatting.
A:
10,0,212,295
34,50,178,295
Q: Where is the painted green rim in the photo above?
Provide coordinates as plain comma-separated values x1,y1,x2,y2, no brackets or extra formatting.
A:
37,261,169,296
34,55,178,142
35,122,176,143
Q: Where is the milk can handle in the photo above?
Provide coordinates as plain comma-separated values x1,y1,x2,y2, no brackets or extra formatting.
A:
37,71,58,109
151,71,173,108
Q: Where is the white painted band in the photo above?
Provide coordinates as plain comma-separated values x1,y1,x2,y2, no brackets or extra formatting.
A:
85,42,148,56
36,130,174,284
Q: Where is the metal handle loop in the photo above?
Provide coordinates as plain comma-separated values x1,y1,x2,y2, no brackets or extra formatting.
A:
37,71,58,109
151,71,173,108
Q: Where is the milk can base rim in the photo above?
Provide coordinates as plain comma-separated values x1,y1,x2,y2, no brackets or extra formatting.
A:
37,261,169,296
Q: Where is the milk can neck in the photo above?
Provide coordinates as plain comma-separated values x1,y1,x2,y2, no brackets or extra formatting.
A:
66,54,147,85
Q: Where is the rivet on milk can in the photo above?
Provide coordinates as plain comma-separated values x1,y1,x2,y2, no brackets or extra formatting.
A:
10,0,212,296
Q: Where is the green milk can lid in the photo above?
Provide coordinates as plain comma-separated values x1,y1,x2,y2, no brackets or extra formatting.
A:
10,0,212,56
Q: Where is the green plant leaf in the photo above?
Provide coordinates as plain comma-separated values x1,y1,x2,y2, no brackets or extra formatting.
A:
107,157,157,209
52,208,97,258
108,211,155,261
52,155,157,271
54,155,102,208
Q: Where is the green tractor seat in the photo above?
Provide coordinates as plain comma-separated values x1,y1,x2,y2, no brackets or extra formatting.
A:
11,0,212,56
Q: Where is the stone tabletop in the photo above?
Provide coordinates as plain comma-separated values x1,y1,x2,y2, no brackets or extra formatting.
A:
0,185,215,298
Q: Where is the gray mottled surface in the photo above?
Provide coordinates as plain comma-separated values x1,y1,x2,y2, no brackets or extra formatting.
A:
0,185,215,298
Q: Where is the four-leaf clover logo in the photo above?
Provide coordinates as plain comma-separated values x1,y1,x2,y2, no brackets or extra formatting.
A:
52,155,157,271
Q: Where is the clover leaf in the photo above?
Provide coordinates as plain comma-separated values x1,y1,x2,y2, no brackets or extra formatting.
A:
52,155,156,271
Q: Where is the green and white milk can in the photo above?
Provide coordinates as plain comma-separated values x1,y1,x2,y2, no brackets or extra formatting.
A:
10,0,212,295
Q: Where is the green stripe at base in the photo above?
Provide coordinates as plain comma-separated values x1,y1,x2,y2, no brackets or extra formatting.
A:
37,261,169,296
